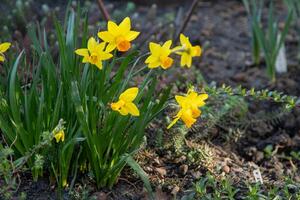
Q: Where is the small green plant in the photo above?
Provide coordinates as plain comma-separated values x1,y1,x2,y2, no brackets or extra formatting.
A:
242,0,264,65
243,0,293,81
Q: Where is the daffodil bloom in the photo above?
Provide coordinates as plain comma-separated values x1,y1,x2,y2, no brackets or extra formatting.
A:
54,130,65,143
167,88,208,129
98,17,140,52
63,179,68,188
0,42,11,62
145,40,174,69
75,37,113,70
111,87,140,116
173,34,202,68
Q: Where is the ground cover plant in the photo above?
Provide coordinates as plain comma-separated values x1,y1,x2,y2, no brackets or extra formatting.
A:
1,0,300,199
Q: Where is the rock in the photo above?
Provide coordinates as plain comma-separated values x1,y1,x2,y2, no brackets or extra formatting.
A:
255,151,264,162
191,170,202,179
179,164,188,175
171,185,180,196
284,116,296,129
174,155,186,163
222,165,230,174
232,72,247,82
156,167,167,177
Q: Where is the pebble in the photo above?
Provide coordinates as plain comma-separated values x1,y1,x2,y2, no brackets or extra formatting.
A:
156,167,167,177
222,165,230,174
191,171,202,179
179,164,188,175
171,185,180,195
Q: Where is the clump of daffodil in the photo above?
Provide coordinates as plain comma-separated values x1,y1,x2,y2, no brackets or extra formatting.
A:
167,88,208,129
111,87,140,116
98,17,140,52
145,40,174,69
54,129,65,143
173,34,202,68
75,37,113,70
0,42,11,62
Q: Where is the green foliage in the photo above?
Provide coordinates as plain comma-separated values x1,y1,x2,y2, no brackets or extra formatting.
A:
0,4,170,194
243,0,293,81
242,0,263,65
182,173,300,200
181,173,239,200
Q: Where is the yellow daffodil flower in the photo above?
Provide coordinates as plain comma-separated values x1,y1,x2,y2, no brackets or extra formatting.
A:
54,130,65,143
75,37,113,70
98,17,140,52
63,179,68,188
173,34,202,68
0,42,11,62
145,40,174,69
167,88,208,129
111,87,140,116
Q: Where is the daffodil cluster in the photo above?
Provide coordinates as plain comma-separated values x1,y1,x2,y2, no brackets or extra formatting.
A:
145,33,202,69
74,17,206,128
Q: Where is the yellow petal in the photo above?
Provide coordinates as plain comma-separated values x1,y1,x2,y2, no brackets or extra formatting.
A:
119,87,139,102
97,42,107,51
75,48,89,57
196,93,208,102
125,102,140,116
162,40,172,50
149,42,161,54
0,42,11,53
119,106,129,115
125,31,140,41
180,54,188,67
99,52,113,60
145,55,157,63
119,17,131,34
106,43,117,52
98,31,114,42
175,95,187,107
95,61,103,70
0,55,5,62
87,37,98,52
108,21,119,35
82,56,90,63
148,61,160,68
180,34,190,47
167,110,182,129
186,55,192,68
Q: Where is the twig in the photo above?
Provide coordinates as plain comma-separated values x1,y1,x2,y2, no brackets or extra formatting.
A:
96,0,111,22
175,0,199,43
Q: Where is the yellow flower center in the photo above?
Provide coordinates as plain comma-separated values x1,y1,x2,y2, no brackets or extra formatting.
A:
116,36,131,52
160,56,173,69
181,109,196,128
111,100,126,111
90,54,98,64
194,46,201,56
